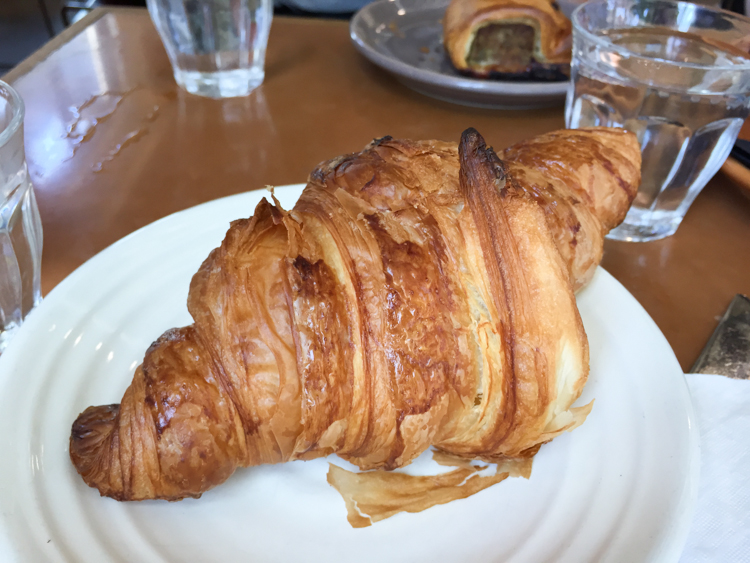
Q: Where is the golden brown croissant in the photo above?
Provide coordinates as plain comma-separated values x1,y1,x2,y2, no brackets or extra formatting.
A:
443,0,572,79
70,127,640,508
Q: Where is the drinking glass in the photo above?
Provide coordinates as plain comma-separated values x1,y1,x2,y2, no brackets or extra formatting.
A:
147,0,273,98
565,0,750,242
0,81,43,352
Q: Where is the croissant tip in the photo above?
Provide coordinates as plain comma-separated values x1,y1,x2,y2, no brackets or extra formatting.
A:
459,128,498,165
70,404,120,482
460,127,483,147
461,126,480,137
371,135,394,146
458,128,506,185
71,404,119,440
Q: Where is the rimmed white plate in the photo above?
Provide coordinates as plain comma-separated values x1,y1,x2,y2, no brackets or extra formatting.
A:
0,185,698,562
350,0,570,109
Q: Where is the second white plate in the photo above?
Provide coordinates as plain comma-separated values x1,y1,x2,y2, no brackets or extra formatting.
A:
0,185,697,562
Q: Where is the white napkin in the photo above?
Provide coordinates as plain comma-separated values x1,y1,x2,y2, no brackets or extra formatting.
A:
679,373,750,563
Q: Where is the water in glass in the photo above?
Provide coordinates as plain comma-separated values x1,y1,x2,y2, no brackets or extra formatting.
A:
566,1,750,241
148,0,273,98
0,82,42,352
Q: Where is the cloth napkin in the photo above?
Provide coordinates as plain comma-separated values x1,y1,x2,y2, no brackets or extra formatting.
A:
679,373,750,563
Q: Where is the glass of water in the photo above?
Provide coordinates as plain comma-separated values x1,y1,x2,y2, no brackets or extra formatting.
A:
566,0,750,242
0,81,43,352
147,0,273,98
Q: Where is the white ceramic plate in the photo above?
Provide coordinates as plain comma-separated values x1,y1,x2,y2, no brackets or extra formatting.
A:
0,185,698,562
350,0,570,109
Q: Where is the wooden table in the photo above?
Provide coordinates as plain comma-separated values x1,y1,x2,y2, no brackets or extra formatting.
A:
4,7,750,372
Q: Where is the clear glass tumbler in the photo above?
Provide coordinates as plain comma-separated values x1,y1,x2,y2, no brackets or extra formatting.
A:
565,0,750,242
0,81,43,352
147,0,273,98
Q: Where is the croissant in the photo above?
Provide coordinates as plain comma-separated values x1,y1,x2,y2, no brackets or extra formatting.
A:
443,0,572,80
70,127,640,507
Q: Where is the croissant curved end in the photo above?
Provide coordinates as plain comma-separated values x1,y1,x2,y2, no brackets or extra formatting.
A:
70,404,122,499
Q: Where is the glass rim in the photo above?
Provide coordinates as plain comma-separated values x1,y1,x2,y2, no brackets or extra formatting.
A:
0,80,24,148
571,0,750,72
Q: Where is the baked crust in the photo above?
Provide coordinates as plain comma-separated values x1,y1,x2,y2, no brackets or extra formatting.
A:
69,128,640,508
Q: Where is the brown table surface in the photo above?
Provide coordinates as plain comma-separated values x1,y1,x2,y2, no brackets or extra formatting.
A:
4,7,750,372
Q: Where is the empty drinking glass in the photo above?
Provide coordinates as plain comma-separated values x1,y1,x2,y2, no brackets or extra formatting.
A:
566,0,750,242
0,81,43,352
147,0,273,98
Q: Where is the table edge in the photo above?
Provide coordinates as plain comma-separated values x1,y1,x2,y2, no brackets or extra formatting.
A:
2,9,349,86
3,7,127,85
